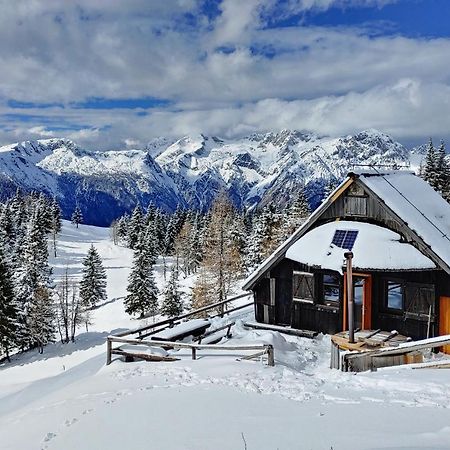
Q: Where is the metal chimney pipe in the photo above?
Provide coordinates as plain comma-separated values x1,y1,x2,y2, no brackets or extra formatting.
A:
344,251,355,344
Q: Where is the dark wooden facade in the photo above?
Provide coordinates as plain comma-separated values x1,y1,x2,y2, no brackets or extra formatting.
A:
251,176,450,340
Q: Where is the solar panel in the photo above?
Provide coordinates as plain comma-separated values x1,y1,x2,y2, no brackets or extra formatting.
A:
331,229,359,250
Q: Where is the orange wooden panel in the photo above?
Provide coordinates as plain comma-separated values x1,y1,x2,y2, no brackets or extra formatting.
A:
362,275,372,330
439,296,450,354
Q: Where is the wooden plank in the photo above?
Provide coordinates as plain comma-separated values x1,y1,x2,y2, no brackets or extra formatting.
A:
331,334,366,351
346,334,450,359
111,349,179,362
244,321,317,338
109,336,271,352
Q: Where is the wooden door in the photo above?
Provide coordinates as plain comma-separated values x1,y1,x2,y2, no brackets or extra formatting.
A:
343,274,372,331
439,296,450,354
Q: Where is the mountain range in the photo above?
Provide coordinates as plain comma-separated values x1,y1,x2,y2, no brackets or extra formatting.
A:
0,129,425,226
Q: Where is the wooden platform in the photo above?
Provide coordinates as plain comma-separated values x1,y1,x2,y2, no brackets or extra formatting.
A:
331,331,450,372
331,329,411,352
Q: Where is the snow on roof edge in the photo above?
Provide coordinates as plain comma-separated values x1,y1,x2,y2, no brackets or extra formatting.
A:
242,176,354,290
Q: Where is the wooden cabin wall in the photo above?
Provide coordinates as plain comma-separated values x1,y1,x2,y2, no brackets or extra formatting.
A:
371,271,439,341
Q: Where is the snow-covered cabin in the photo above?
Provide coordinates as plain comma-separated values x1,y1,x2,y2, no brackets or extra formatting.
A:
243,170,450,346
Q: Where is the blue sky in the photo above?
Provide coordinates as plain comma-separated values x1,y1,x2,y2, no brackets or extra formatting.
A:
1,0,450,149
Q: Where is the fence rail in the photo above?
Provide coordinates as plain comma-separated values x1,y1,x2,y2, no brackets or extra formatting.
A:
104,292,275,366
107,335,274,366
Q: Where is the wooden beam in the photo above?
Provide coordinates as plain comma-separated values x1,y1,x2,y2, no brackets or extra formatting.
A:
244,321,317,338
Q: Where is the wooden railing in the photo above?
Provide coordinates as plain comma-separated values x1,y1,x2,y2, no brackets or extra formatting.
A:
106,336,274,366
105,292,276,366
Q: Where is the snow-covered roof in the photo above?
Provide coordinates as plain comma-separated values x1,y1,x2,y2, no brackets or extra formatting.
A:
358,170,450,272
285,221,436,273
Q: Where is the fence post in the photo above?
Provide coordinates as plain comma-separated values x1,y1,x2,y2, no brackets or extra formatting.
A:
106,338,112,365
192,347,197,360
267,345,275,367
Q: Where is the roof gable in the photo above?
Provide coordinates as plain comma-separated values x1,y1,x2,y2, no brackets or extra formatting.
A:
243,170,450,290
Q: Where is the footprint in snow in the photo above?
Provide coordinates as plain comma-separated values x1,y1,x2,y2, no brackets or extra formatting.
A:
82,408,93,415
64,418,78,427
41,431,57,448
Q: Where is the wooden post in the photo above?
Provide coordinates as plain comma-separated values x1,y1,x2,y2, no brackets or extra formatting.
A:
106,338,112,365
192,347,197,360
345,252,355,344
267,345,275,367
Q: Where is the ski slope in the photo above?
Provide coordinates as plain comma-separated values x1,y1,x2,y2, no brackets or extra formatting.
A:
1,222,450,449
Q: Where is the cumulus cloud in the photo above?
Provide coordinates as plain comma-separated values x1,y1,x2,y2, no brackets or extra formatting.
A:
0,0,448,149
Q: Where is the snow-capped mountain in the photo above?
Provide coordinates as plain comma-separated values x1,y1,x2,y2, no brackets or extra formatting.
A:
0,130,418,225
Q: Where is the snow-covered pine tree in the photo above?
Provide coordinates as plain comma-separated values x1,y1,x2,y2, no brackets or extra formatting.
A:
0,248,17,361
423,138,440,190
245,204,282,271
50,197,62,257
116,213,130,245
436,141,450,201
13,209,54,351
127,205,144,249
124,235,159,318
51,197,62,234
281,190,311,238
71,205,83,228
161,266,183,317
79,245,107,309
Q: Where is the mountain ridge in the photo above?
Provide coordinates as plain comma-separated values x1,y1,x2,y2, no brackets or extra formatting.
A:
0,129,422,225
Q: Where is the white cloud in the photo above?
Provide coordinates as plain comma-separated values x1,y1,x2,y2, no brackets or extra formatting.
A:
0,0,448,149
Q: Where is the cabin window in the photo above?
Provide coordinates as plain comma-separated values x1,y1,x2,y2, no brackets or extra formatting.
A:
292,271,314,303
322,274,340,305
386,281,404,310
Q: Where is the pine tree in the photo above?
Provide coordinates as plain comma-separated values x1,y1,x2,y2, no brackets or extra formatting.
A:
161,266,183,317
116,213,130,244
13,210,53,350
436,141,450,200
281,190,311,238
71,205,83,228
79,245,107,309
127,206,144,249
423,138,440,190
27,286,55,353
0,248,17,360
124,236,159,318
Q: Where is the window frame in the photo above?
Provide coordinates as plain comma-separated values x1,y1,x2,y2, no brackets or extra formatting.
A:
322,273,341,306
384,279,405,312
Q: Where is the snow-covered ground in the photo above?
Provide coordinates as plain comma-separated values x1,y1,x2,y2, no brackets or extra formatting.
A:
1,222,450,450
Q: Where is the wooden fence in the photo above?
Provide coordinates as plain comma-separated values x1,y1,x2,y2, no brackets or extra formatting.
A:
107,336,274,366
106,292,276,366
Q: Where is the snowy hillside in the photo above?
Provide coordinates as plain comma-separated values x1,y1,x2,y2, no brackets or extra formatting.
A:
0,130,418,225
1,221,450,449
